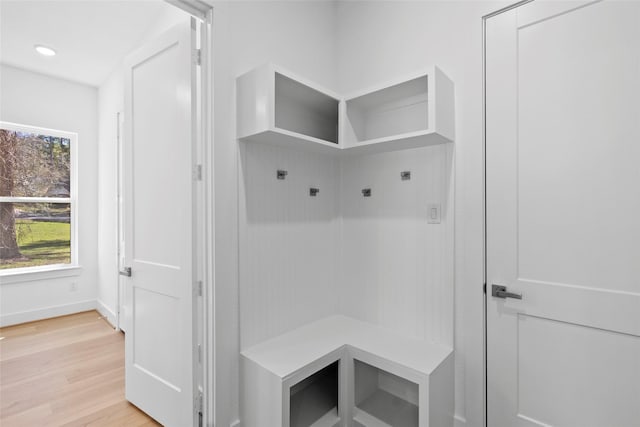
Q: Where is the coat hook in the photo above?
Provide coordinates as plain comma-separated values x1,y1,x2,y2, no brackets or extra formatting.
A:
277,170,288,180
362,188,371,197
310,188,320,197
401,171,411,180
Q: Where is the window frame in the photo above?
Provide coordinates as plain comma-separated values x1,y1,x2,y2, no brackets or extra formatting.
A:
0,121,79,281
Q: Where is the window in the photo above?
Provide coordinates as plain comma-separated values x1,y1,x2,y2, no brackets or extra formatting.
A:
0,121,77,274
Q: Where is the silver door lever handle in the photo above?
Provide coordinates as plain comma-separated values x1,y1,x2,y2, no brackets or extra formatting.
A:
119,267,132,277
492,284,522,299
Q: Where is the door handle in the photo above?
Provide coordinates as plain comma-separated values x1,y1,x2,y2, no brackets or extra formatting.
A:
119,267,132,277
491,284,522,300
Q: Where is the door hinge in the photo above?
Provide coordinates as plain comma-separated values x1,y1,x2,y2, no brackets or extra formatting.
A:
194,280,203,297
193,48,201,66
196,390,204,426
194,391,203,411
483,282,487,294
193,164,202,181
198,344,202,363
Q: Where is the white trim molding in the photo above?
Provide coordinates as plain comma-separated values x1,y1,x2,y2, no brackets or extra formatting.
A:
165,0,213,20
161,2,215,425
0,299,96,327
0,264,82,285
96,299,117,329
0,265,82,285
0,120,80,275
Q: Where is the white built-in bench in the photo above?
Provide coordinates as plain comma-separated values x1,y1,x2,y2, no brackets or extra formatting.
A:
241,316,453,427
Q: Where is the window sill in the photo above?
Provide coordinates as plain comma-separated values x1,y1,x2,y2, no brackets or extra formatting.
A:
0,265,82,285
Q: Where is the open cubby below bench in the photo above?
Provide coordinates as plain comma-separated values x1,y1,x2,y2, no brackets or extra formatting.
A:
240,316,453,427
290,361,339,427
353,359,418,427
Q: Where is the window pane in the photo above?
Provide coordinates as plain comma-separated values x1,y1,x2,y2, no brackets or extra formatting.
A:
0,129,71,197
0,202,71,270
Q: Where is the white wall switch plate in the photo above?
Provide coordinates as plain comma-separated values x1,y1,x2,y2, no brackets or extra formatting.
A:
427,203,441,224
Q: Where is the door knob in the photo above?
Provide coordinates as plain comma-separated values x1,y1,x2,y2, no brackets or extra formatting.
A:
491,284,522,299
119,267,132,277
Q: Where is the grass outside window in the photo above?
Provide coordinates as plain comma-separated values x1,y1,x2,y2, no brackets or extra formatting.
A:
0,218,71,270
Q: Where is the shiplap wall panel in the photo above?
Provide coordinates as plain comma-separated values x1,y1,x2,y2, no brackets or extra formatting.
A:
239,142,341,349
340,145,454,345
240,142,454,350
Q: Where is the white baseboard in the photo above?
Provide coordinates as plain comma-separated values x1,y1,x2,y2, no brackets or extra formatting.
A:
96,299,117,329
0,300,97,327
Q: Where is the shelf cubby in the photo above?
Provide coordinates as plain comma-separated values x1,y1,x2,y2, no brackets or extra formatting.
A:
290,361,340,427
237,63,342,155
353,360,418,427
341,66,454,155
237,64,455,155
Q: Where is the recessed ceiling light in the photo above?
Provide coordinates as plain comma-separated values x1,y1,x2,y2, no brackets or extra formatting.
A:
34,45,56,57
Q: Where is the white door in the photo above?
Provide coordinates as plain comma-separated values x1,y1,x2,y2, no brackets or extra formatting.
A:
123,19,197,427
486,1,640,426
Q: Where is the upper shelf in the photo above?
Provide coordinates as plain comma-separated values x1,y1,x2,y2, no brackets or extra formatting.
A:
236,64,454,155
237,63,342,155
341,67,454,155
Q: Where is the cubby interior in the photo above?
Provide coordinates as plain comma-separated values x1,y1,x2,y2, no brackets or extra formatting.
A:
274,72,339,144
345,75,428,144
290,361,339,427
354,360,419,427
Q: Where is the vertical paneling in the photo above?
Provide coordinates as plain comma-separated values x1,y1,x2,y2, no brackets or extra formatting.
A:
340,145,454,345
239,143,341,349
240,143,454,350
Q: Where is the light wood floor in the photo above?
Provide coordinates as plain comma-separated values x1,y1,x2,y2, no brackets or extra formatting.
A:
0,311,160,426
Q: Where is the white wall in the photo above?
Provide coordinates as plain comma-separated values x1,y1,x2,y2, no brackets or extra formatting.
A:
96,68,123,326
0,64,99,325
239,143,341,349
336,2,506,425
340,144,454,346
212,2,337,425
96,2,189,327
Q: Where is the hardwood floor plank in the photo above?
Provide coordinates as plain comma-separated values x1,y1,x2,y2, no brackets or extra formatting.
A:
0,311,160,426
1,373,68,417
1,333,123,386
1,319,116,361
0,403,54,427
60,401,158,427
0,311,102,339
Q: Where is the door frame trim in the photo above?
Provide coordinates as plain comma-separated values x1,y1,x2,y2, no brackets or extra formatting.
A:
162,1,215,426
482,2,534,427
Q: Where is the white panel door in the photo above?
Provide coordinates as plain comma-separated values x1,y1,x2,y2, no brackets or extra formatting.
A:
123,20,196,427
486,2,640,426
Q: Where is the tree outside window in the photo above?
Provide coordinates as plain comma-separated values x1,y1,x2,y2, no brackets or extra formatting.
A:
0,122,77,271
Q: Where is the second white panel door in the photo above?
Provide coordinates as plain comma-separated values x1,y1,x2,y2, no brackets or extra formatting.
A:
486,1,640,426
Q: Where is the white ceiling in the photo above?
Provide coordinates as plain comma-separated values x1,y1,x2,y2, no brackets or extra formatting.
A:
0,0,173,87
